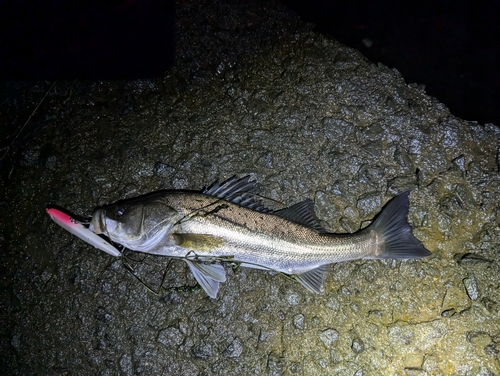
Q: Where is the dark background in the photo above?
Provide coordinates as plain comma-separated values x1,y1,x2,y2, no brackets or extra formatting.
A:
0,0,499,125
283,0,500,125
0,0,176,80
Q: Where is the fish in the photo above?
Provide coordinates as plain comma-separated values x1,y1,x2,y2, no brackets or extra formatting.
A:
87,176,431,298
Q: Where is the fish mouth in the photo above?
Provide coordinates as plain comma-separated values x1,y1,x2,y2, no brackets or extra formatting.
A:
89,209,105,234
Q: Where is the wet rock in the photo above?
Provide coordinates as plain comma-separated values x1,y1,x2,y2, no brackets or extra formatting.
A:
153,162,176,178
10,332,21,352
224,338,243,359
387,176,417,195
388,325,413,346
293,314,304,330
356,192,382,218
267,353,285,376
289,362,302,373
119,354,133,376
351,338,365,354
157,327,184,348
441,285,471,316
193,343,212,359
463,276,480,301
456,253,492,265
257,151,274,169
318,329,339,347
403,353,424,369
481,298,499,315
439,194,466,218
341,286,351,295
340,206,359,232
287,292,300,306
466,332,492,348
94,306,113,322
95,326,115,350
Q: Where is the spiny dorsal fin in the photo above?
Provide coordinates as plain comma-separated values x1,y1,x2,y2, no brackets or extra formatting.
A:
294,264,329,294
203,176,271,212
275,199,326,232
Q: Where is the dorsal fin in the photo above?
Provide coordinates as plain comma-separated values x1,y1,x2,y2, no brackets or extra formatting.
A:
203,176,271,212
275,199,326,232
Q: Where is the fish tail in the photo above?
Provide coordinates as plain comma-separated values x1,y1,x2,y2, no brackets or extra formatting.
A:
369,192,431,259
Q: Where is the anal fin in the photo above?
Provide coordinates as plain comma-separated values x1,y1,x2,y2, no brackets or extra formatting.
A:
185,260,226,298
294,264,329,294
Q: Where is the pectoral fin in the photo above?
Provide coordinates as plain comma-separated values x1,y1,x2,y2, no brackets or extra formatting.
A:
185,260,226,298
294,265,329,294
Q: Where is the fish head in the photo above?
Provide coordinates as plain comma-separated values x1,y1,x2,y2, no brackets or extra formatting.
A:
89,195,179,252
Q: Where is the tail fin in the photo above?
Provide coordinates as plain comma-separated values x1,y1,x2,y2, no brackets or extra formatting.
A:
369,192,431,259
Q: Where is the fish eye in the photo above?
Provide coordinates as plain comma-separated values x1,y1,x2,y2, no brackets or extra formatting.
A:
116,207,125,217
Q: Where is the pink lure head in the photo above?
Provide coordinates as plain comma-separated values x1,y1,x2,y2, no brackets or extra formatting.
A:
46,207,121,257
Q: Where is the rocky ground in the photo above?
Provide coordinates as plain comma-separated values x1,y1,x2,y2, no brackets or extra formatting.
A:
2,2,499,375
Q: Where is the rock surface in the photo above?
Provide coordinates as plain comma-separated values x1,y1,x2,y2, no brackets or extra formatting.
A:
2,2,499,375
